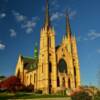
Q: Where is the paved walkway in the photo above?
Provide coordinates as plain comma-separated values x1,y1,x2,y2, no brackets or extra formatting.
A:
32,97,71,100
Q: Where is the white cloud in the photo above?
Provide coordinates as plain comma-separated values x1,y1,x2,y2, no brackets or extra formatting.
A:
50,8,77,21
0,13,6,19
26,28,33,34
9,29,17,37
51,12,64,21
12,11,26,22
87,30,100,40
22,20,36,28
66,8,77,19
12,10,39,34
79,30,100,42
21,19,38,34
69,10,77,19
0,42,6,50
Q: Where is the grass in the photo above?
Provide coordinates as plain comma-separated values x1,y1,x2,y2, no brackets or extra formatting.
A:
0,92,67,100
94,96,100,100
0,92,100,100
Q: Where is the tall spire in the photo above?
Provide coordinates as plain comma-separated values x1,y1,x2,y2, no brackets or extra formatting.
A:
66,14,71,38
44,0,50,27
34,42,38,60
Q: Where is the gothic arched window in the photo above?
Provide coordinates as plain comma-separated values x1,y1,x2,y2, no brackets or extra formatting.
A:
58,59,67,73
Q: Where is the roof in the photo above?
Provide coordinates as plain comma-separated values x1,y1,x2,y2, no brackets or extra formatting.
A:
21,56,38,71
22,56,34,62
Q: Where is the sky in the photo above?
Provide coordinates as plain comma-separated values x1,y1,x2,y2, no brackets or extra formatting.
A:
0,0,100,87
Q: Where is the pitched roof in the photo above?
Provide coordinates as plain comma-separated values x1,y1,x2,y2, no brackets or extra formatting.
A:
21,56,38,71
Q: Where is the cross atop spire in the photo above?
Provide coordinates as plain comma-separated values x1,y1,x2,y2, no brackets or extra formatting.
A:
44,0,50,27
66,13,71,38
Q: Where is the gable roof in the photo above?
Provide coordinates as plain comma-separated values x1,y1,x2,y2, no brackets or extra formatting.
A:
21,56,38,71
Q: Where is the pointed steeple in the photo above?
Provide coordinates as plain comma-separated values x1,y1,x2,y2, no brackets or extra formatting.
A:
44,0,50,27
34,42,38,60
66,14,71,38
66,13,72,55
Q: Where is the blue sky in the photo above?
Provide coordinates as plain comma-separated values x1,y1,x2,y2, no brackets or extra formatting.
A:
0,0,100,87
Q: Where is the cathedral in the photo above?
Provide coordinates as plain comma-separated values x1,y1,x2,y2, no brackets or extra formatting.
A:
15,0,81,94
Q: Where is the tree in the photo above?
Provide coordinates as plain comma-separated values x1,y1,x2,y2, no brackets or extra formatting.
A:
0,76,22,92
71,91,92,100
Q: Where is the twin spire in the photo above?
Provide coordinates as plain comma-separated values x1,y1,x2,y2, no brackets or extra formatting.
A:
45,0,50,27
66,14,72,38
44,0,72,37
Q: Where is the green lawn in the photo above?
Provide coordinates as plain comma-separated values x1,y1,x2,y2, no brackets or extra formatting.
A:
0,92,67,99
0,92,100,100
94,96,100,100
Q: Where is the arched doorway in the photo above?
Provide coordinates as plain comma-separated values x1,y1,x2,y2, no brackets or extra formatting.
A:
58,59,67,73
58,59,68,89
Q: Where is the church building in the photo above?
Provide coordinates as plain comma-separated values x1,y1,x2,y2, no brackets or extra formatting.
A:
15,0,81,94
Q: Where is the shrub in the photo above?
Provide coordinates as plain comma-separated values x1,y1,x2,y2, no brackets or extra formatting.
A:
71,91,92,100
96,90,100,96
0,76,22,92
18,84,34,92
56,89,66,95
35,90,42,94
25,84,34,92
0,88,7,93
